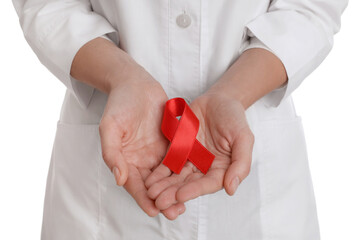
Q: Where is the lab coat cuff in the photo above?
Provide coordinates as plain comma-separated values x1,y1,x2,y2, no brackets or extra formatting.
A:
245,11,333,108
240,36,288,108
68,28,119,109
99,34,113,42
31,10,120,109
68,31,119,109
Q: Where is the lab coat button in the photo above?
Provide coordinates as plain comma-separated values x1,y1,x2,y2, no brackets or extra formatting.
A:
176,13,191,28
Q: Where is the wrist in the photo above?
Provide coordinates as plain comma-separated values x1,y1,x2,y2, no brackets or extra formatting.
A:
105,64,164,101
198,88,247,115
71,37,151,95
104,61,148,94
204,81,251,110
205,48,287,109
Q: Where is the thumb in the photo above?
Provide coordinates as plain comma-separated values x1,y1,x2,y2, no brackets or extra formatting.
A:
224,129,254,196
108,151,129,186
99,117,129,186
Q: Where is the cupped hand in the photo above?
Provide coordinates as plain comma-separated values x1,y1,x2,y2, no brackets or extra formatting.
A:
145,92,254,216
99,67,185,219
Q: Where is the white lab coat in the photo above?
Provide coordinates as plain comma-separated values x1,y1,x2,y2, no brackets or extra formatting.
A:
12,0,347,239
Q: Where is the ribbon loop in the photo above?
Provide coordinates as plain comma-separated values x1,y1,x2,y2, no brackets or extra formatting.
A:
161,98,215,174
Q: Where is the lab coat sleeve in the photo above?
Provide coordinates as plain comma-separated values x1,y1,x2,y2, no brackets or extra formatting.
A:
241,0,348,107
12,0,119,108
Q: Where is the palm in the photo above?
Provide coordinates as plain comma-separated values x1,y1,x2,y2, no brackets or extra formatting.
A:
99,79,186,218
114,95,168,170
145,94,254,212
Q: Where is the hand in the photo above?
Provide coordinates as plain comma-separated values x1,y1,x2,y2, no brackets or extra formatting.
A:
99,66,185,219
145,92,254,217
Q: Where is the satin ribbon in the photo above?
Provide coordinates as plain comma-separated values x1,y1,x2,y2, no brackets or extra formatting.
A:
161,98,215,174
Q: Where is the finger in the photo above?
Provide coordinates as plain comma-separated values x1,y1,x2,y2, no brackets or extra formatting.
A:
144,164,172,189
155,168,202,209
155,184,183,210
160,202,186,220
224,130,254,196
124,165,160,217
138,167,152,180
147,164,193,199
176,169,225,203
99,117,129,186
147,175,181,200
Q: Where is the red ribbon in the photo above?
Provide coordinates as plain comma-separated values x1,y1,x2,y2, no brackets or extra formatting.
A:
161,98,215,174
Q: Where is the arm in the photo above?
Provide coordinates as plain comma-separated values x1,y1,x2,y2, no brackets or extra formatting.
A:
206,47,287,110
70,36,141,94
12,0,118,108
240,0,349,107
13,0,184,219
145,0,349,218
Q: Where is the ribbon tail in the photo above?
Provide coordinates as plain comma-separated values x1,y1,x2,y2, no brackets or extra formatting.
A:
188,139,215,174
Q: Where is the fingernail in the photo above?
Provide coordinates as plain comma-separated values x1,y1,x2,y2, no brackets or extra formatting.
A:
178,206,186,215
112,167,121,185
231,176,240,193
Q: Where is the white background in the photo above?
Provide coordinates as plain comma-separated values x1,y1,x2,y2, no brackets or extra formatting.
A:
0,1,359,239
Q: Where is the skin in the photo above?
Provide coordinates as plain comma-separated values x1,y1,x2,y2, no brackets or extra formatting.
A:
71,37,185,219
71,37,287,220
145,48,288,215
